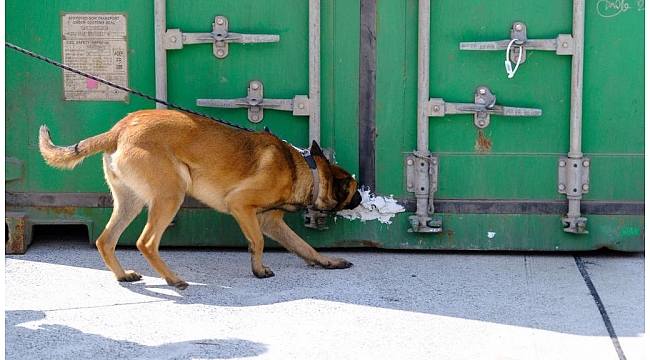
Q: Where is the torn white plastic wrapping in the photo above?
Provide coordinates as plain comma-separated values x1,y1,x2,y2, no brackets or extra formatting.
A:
337,187,405,224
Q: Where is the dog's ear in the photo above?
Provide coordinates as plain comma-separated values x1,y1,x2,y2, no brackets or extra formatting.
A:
310,140,328,162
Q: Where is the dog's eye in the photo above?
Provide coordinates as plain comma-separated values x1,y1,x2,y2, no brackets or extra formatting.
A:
333,178,352,203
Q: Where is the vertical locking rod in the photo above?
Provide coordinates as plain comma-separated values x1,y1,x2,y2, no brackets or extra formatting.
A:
154,0,167,109
309,0,321,144
563,0,588,233
416,0,430,160
415,0,431,224
408,0,441,233
304,0,326,229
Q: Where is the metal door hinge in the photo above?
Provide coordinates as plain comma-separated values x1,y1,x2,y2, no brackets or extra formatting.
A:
197,80,311,123
428,86,542,129
460,21,574,64
557,157,590,196
164,15,279,58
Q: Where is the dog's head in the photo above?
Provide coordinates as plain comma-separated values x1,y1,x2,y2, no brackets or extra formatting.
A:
310,141,362,212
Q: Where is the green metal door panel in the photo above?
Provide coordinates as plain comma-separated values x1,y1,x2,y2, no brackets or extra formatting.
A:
321,1,361,170
374,0,418,196
582,4,644,155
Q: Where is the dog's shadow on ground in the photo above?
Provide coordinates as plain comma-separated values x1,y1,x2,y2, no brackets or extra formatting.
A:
116,247,376,309
5,310,267,359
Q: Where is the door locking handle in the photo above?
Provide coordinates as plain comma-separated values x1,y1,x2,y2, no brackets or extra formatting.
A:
428,86,541,129
164,15,280,58
460,21,574,72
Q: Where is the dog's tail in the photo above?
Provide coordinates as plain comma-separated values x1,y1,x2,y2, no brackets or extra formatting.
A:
39,125,119,170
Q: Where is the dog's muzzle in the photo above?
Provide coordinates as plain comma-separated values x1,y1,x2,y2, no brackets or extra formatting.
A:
343,190,363,210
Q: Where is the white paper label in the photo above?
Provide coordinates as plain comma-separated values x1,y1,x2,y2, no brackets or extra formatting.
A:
61,13,128,101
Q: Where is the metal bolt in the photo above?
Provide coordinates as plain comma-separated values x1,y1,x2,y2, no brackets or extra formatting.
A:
298,103,305,109
562,42,569,48
433,105,440,112
407,159,414,166
251,114,259,122
170,36,177,43
582,184,590,191
216,17,225,25
559,160,566,167
216,49,225,57
478,88,487,95
431,159,438,166
514,23,523,32
251,82,260,90
407,182,413,188
558,184,566,191
582,160,590,167
478,120,486,127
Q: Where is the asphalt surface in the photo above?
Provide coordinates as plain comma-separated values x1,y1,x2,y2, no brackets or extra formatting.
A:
4,231,645,360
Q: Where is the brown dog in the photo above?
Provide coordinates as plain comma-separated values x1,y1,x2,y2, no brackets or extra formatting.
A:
39,109,361,289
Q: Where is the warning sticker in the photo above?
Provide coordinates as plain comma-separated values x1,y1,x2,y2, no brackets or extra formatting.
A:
61,13,128,101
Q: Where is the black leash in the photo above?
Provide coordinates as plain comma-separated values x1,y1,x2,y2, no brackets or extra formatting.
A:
5,42,254,132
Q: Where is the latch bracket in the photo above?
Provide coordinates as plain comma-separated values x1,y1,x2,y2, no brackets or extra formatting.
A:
303,209,328,230
558,157,590,234
197,80,312,123
406,152,442,233
164,15,280,58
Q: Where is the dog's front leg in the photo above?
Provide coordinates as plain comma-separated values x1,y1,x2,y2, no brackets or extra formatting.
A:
231,206,275,278
259,210,353,269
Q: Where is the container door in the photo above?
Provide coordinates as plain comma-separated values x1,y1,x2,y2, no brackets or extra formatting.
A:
373,0,644,250
5,0,362,247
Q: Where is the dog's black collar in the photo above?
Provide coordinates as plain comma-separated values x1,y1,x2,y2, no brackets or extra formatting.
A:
264,126,319,206
303,153,317,170
294,148,319,206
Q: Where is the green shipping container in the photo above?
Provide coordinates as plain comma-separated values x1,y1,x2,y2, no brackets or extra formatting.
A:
5,0,644,253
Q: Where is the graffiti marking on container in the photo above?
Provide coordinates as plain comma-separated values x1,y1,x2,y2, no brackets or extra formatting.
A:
597,0,645,17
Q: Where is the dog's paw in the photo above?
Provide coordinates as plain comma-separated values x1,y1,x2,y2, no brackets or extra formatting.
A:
117,270,142,282
253,266,275,279
166,279,189,290
321,258,353,269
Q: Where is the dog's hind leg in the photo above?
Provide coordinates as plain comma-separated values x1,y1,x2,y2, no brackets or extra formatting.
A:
135,195,188,290
97,155,146,282
230,206,275,278
259,210,353,269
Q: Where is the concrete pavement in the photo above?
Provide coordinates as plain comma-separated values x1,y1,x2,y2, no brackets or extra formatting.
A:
5,233,645,360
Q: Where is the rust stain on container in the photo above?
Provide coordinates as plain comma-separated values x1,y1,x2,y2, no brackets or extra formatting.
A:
332,240,382,248
475,130,493,153
36,206,77,217
6,213,27,254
